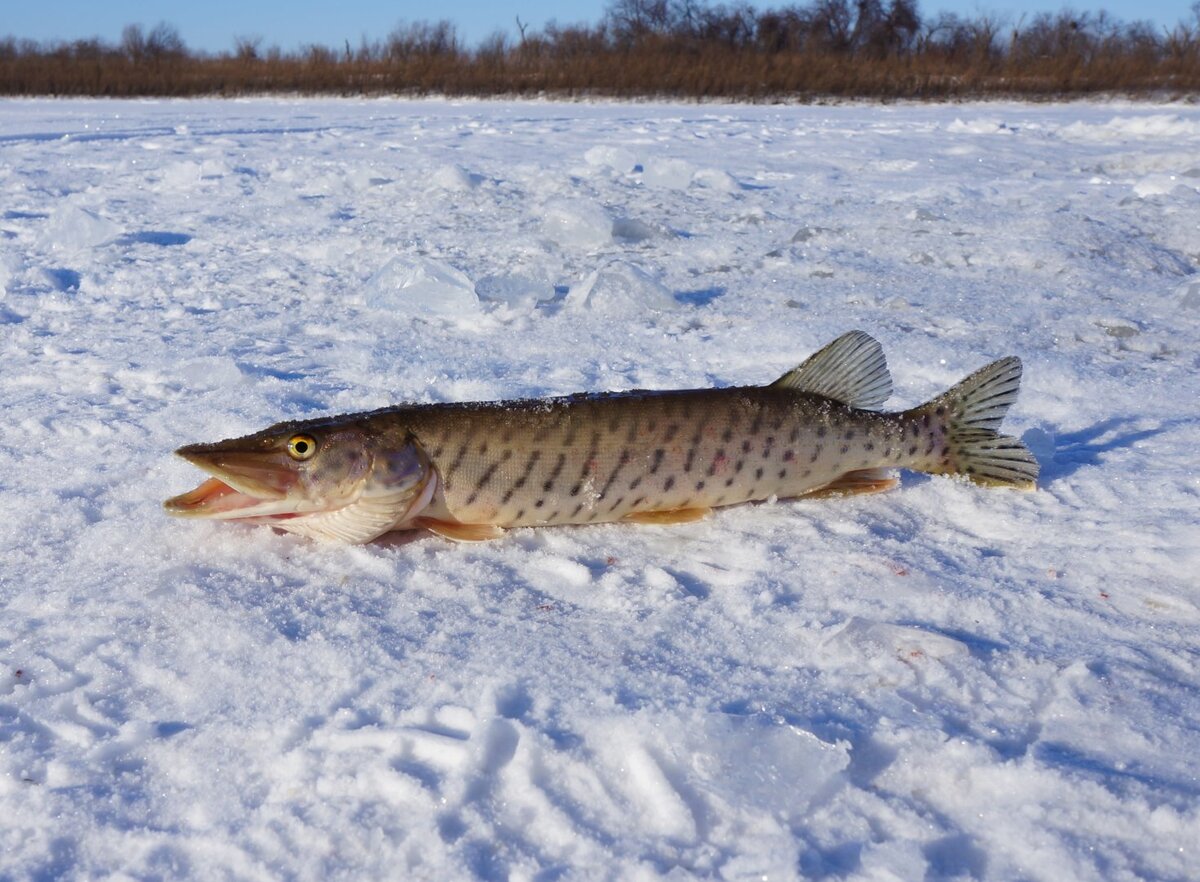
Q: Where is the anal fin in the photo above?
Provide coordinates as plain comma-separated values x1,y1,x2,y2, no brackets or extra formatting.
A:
417,517,505,542
622,507,712,525
803,468,898,500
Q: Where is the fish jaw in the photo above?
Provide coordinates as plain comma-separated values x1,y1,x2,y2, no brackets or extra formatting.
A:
164,447,312,520
165,424,437,542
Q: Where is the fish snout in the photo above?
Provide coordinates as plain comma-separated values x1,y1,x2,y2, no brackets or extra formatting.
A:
174,447,300,500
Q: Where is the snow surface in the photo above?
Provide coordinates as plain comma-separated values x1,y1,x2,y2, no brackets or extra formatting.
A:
1,97,1198,880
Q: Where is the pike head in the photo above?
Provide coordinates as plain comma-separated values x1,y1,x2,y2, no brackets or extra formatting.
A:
164,417,435,543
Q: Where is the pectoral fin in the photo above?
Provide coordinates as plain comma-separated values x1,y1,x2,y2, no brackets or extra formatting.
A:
803,469,898,499
417,518,506,542
622,507,712,525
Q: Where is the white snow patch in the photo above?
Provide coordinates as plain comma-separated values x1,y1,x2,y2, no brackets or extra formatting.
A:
177,356,245,390
3,97,1199,882
40,204,120,251
1060,113,1200,142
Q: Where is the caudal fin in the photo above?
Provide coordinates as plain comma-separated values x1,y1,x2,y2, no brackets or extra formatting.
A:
916,357,1039,490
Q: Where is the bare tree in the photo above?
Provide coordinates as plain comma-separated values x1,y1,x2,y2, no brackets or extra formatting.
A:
145,23,186,60
233,35,262,61
121,24,146,62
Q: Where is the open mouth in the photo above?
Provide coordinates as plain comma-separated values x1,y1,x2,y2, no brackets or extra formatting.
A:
164,448,303,521
164,477,291,519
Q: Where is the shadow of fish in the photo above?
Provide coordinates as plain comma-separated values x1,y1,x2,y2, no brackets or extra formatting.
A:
165,331,1038,543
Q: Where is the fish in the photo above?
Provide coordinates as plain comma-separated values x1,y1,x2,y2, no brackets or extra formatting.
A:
164,331,1038,544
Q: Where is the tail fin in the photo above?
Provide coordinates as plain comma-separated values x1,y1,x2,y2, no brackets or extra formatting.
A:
915,357,1039,490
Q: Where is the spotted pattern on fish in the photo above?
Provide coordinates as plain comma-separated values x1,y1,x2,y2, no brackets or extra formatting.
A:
165,332,1039,544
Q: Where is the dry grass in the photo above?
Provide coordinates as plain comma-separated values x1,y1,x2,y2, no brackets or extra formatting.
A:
2,4,1198,100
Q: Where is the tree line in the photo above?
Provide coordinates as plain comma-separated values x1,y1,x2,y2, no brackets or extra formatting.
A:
2,0,1198,98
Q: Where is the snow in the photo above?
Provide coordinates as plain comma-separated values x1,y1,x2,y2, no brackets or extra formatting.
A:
2,97,1198,881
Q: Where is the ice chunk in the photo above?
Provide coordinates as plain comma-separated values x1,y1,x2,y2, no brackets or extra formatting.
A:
826,618,969,668
199,158,230,178
693,168,738,192
343,167,383,191
1133,174,1189,198
475,272,555,309
1178,280,1200,311
41,205,120,252
161,161,202,189
642,158,695,190
0,253,18,296
694,714,848,817
584,145,638,173
363,256,479,318
611,216,661,242
430,164,482,191
946,118,1015,135
907,207,943,222
542,199,612,249
792,225,832,243
567,260,677,313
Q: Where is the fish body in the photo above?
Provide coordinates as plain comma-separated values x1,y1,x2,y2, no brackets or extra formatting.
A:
165,332,1038,543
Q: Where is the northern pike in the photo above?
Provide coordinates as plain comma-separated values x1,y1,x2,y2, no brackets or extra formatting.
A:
165,331,1038,543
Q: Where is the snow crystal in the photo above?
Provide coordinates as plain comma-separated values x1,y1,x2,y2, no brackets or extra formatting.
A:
363,255,480,318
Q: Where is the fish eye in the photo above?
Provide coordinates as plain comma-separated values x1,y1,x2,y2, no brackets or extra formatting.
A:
287,434,318,461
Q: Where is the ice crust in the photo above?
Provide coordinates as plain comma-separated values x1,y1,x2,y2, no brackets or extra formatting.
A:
1,98,1198,881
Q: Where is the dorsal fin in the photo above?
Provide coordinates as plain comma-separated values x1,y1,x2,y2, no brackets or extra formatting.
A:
769,331,892,410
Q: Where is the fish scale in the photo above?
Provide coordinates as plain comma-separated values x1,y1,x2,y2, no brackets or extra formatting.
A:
403,390,907,527
165,332,1039,544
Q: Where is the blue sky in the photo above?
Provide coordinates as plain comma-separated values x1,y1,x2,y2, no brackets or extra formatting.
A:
4,1,1191,52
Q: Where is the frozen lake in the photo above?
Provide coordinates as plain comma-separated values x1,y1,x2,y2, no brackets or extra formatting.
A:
1,97,1198,880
